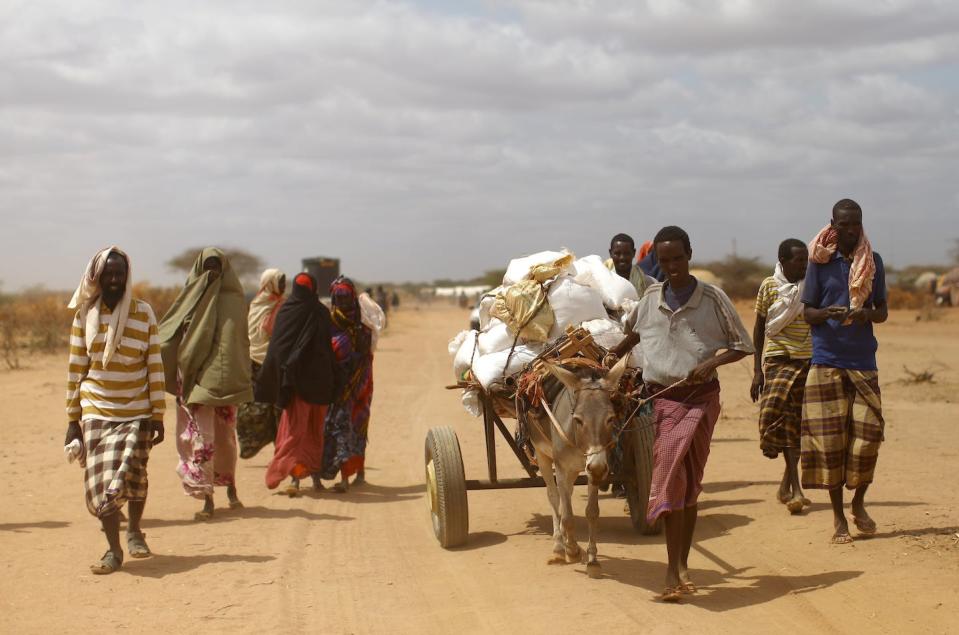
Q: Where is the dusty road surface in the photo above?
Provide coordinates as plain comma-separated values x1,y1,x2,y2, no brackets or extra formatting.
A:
2,305,958,634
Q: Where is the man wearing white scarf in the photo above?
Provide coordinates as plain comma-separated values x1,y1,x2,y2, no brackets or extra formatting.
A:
64,247,166,574
750,239,812,515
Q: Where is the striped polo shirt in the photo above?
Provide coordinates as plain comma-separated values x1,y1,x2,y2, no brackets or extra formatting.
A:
66,299,166,423
754,276,812,360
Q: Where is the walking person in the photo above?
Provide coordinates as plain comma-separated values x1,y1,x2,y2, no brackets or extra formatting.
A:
64,247,165,574
610,226,754,602
256,273,337,496
237,268,286,459
159,248,253,520
606,232,655,297
322,277,374,492
801,199,888,544
751,238,813,514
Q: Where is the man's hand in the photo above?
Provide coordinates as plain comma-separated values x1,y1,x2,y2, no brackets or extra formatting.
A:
845,307,871,325
64,421,82,446
149,421,165,446
750,370,764,402
602,352,620,369
824,305,849,321
687,360,716,384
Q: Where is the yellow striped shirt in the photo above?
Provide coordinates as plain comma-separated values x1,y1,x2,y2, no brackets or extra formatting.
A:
66,299,166,423
754,276,813,360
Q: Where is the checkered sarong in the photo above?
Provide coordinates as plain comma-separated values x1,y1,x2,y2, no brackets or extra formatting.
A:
646,382,722,523
81,419,151,518
758,357,810,454
801,365,883,490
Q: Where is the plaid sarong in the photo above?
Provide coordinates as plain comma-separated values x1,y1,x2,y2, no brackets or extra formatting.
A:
801,365,883,490
758,357,810,454
81,418,151,518
646,381,722,523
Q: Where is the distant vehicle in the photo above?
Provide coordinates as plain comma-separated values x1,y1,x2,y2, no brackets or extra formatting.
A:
301,257,340,298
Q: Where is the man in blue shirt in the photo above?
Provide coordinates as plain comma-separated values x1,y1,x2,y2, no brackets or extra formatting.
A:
801,199,887,545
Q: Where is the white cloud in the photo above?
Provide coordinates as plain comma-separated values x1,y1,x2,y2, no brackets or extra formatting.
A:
0,0,957,291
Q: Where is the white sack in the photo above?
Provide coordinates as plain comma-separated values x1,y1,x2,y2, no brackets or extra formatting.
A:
451,330,479,380
359,292,387,352
477,319,515,355
572,255,639,310
547,276,608,339
462,389,482,418
581,318,625,350
472,345,543,390
503,250,573,286
478,289,501,331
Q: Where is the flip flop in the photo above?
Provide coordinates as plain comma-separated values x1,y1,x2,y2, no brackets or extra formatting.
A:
852,516,877,535
831,531,854,545
680,581,697,594
786,499,804,514
194,510,213,521
284,485,301,498
659,586,683,603
127,531,151,558
90,550,123,575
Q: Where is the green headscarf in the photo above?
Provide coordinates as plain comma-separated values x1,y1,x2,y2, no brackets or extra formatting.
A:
159,247,253,406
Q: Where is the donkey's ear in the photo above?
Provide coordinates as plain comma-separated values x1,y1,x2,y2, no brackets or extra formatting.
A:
603,355,630,391
545,363,581,393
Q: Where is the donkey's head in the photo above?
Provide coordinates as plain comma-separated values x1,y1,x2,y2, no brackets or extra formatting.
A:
545,356,629,482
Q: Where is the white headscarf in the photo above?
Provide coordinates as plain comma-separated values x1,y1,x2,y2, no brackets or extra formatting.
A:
765,262,805,337
248,268,286,364
67,246,133,366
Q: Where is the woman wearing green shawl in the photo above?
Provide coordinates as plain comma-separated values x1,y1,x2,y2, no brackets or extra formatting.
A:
159,248,253,521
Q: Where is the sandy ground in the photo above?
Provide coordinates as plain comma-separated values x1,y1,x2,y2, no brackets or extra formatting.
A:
1,305,958,634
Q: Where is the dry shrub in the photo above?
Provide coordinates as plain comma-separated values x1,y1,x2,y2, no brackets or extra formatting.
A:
133,283,181,320
887,287,928,310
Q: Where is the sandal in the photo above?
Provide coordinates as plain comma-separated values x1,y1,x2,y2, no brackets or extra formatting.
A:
194,510,214,521
127,531,151,559
680,581,697,594
852,515,877,536
659,586,683,603
90,550,123,575
831,531,854,545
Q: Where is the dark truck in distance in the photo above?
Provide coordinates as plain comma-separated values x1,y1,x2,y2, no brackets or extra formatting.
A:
302,257,340,298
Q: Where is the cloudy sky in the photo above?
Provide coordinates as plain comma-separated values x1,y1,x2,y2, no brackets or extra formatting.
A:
2,0,957,291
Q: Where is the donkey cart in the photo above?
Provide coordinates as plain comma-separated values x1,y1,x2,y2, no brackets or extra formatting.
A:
426,328,664,548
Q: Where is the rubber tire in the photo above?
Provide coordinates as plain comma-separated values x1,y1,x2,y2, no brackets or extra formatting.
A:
627,411,663,535
425,427,469,548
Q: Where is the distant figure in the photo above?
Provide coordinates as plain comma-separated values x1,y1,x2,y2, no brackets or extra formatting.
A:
457,290,469,308
237,268,286,459
751,238,812,514
606,232,655,297
391,290,400,310
256,273,337,496
65,247,165,574
323,277,374,492
611,225,754,602
159,248,253,521
376,285,390,317
801,198,887,545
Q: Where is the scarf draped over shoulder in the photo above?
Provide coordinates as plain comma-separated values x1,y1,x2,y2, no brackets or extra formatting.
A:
67,246,133,367
808,225,876,311
158,247,252,406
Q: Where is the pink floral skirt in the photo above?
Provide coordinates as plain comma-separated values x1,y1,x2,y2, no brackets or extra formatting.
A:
176,403,238,498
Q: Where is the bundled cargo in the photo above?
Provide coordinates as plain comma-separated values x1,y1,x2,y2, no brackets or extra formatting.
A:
449,250,645,416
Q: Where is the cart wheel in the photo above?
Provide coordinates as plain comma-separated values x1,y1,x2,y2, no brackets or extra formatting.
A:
425,426,469,548
627,411,663,535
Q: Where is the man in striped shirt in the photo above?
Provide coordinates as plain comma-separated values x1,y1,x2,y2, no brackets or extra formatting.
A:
64,247,165,574
751,238,812,515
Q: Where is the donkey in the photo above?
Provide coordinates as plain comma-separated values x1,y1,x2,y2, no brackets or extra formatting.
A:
528,356,629,578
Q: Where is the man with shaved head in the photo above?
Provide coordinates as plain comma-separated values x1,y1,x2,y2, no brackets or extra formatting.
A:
801,199,888,545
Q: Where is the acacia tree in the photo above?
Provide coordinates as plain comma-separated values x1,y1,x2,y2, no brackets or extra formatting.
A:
166,247,265,287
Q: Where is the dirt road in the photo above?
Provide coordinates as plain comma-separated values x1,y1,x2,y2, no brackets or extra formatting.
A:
1,306,957,634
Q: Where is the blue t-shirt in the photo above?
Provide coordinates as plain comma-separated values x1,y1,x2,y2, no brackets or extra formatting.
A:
801,251,886,370
665,278,697,311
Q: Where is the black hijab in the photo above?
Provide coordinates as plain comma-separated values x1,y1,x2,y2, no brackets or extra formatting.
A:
255,273,337,408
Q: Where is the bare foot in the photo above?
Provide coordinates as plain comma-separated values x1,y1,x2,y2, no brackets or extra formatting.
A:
227,485,243,509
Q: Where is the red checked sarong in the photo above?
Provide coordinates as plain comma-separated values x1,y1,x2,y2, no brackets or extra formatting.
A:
646,380,722,523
